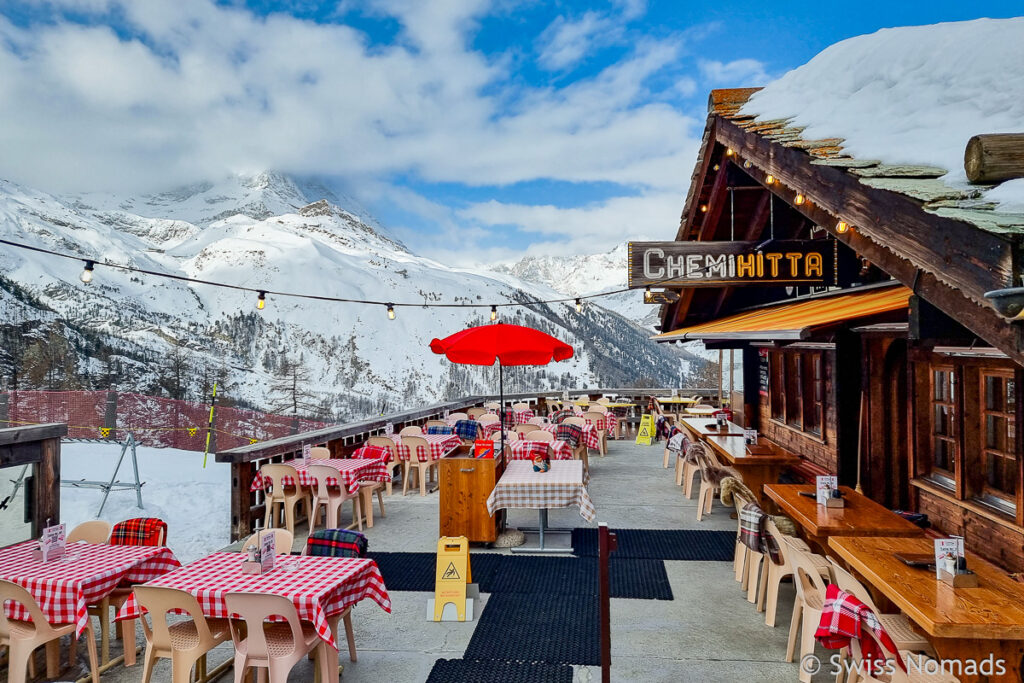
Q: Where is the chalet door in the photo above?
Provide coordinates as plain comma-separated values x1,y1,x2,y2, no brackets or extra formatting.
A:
882,340,909,509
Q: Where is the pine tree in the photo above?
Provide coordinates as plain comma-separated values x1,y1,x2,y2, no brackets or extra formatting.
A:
268,355,318,417
21,328,78,390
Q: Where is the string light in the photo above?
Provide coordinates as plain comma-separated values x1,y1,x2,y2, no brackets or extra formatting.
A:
765,174,776,185
794,194,806,205
725,148,734,156
743,160,752,169
490,305,498,322
836,221,850,234
644,286,653,304
80,260,94,284
700,204,708,213
386,303,395,320
712,164,720,171
257,291,266,310
575,298,583,313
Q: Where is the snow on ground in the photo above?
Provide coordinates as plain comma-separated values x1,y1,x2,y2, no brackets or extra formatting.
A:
741,18,1024,205
61,443,230,563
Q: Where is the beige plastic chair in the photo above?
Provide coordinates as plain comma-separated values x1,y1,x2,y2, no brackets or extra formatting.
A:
134,585,230,683
760,519,829,627
525,430,554,442
310,447,331,460
783,537,831,681
224,592,331,683
582,411,608,456
67,520,112,544
478,414,500,426
511,402,530,411
424,420,448,430
483,401,500,410
402,436,438,496
464,408,484,419
307,464,361,531
398,425,423,436
358,480,387,528
367,436,401,496
694,445,729,522
503,431,520,442
590,404,608,415
677,449,700,497
0,579,100,683
242,529,295,555
849,629,959,683
260,464,305,534
563,416,586,427
513,424,536,436
827,558,935,657
596,397,611,406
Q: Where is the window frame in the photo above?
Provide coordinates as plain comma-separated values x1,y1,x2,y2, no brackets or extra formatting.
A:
928,365,958,485
979,370,1016,508
767,348,825,440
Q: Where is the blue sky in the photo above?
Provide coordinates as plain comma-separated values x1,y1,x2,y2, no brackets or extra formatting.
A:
0,1,1020,264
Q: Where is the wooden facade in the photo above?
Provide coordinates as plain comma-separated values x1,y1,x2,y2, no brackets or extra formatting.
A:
655,88,1024,573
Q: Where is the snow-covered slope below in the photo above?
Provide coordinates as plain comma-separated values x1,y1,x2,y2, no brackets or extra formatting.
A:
493,243,658,329
741,17,1024,204
0,173,693,419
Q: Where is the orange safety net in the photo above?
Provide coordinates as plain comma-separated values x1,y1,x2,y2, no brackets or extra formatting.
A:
653,285,911,341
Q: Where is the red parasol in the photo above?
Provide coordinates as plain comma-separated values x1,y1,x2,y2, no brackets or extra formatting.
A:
430,323,574,454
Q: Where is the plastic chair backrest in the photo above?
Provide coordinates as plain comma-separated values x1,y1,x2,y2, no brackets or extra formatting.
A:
784,537,830,611
0,579,52,639
590,405,608,415
309,464,345,501
399,426,423,436
563,417,586,427
366,437,397,461
478,414,499,425
134,585,218,653
525,430,554,442
402,435,430,462
826,558,881,612
464,408,483,419
67,520,112,544
260,464,300,500
310,447,330,460
596,397,611,405
483,402,500,410
243,528,294,555
582,411,605,427
424,420,447,429
511,403,529,411
513,424,535,435
224,592,305,660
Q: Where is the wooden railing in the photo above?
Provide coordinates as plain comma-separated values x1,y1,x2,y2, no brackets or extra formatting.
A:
217,388,717,540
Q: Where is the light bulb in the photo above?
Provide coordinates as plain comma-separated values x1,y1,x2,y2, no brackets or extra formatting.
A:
80,260,94,284
794,194,805,205
575,298,583,313
743,160,752,169
386,304,395,320
490,305,497,322
700,204,708,213
836,221,850,234
644,286,652,304
257,291,266,310
712,164,720,171
726,148,734,156
765,174,775,185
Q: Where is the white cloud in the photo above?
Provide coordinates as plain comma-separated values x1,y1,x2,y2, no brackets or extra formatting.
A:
698,58,770,87
535,0,650,72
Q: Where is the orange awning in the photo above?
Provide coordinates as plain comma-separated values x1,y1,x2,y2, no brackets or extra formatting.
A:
653,285,911,342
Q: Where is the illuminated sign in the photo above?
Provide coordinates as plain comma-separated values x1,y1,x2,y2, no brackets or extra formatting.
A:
628,240,835,288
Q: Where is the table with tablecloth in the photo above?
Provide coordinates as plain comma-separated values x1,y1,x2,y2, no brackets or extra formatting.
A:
485,407,536,425
486,460,594,521
0,540,180,637
250,458,390,495
387,433,462,461
117,552,391,649
540,423,599,450
509,439,574,461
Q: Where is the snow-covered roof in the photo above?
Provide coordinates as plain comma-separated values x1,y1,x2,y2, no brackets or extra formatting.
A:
720,18,1024,236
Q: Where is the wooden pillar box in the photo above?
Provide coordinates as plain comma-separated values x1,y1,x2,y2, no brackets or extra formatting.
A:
439,449,505,543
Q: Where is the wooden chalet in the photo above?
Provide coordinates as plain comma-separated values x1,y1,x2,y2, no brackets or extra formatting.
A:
649,88,1024,572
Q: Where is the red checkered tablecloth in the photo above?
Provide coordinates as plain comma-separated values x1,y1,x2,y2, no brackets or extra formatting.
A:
117,552,390,648
486,460,595,521
540,423,599,450
388,434,462,461
0,541,180,636
250,458,390,495
485,408,536,425
509,440,574,461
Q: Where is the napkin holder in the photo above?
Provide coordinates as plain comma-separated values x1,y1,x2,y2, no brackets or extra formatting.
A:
241,560,268,575
32,547,65,562
938,568,977,588
825,497,846,509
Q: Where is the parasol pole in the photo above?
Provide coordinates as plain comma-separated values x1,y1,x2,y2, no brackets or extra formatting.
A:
498,360,505,461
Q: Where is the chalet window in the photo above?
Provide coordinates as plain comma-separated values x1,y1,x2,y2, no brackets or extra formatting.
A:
769,353,785,420
981,372,1016,503
785,353,803,428
930,367,957,481
804,354,824,436
768,349,824,438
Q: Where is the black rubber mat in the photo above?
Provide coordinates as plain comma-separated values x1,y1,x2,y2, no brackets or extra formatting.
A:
571,528,734,560
489,555,672,600
368,551,504,592
426,659,574,683
464,592,599,665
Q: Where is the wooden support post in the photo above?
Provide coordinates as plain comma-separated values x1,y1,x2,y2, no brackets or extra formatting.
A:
34,437,60,538
599,523,617,683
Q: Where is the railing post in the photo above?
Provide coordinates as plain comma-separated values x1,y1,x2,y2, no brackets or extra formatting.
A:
599,522,617,683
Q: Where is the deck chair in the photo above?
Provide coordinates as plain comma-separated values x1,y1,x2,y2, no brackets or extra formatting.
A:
133,585,230,683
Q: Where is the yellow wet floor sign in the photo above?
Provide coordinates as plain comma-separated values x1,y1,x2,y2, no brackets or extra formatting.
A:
635,414,654,446
433,536,472,621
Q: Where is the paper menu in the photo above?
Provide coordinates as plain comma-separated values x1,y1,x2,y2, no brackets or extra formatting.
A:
384,422,394,436
260,531,276,573
39,523,66,562
743,429,758,445
815,475,838,505
933,536,965,578
302,444,311,467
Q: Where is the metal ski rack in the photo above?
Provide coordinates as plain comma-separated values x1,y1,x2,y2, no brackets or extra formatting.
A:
61,433,145,516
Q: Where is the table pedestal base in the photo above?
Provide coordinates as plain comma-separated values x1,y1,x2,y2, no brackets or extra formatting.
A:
510,509,574,554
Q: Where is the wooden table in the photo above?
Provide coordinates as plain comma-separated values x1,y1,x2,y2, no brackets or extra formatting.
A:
704,436,798,505
829,535,1024,682
763,485,923,550
680,417,746,438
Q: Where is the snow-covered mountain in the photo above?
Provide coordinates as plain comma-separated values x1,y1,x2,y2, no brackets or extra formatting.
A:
0,173,697,420
493,244,660,329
